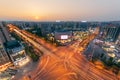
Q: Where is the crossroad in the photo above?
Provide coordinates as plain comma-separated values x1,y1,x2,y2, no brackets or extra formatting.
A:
7,24,120,80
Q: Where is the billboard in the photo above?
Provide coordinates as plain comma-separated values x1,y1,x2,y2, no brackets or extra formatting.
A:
61,35,68,39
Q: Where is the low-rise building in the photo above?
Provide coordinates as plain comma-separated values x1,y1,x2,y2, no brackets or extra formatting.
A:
54,31,73,45
5,40,26,66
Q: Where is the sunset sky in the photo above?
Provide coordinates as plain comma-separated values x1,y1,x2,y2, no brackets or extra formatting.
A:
0,0,120,21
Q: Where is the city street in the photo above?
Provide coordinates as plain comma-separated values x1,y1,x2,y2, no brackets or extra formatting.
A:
8,24,120,80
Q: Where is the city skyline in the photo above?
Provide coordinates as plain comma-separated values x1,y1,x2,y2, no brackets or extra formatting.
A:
0,0,120,21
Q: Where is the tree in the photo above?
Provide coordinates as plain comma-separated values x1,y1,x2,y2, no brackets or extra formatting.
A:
107,57,113,66
100,53,104,58
117,62,120,67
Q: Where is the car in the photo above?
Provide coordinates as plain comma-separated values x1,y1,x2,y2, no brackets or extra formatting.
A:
9,72,16,75
7,68,18,72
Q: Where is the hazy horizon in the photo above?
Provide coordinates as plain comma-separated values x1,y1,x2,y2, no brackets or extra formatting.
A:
0,0,120,21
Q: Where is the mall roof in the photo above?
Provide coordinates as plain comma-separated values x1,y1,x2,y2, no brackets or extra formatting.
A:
4,40,21,49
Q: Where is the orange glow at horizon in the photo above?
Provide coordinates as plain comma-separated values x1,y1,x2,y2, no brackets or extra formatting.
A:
35,16,39,20
0,0,120,21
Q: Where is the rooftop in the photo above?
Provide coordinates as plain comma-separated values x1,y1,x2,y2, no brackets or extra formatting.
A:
4,40,21,49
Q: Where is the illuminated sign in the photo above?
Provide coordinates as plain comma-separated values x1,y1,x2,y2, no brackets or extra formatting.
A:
61,35,68,39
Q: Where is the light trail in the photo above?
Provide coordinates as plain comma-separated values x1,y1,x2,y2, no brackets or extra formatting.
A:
34,55,50,79
7,24,120,80
56,72,77,80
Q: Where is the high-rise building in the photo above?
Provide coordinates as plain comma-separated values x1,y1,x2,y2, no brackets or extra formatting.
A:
102,25,120,42
0,22,11,71
0,22,11,43
0,38,10,68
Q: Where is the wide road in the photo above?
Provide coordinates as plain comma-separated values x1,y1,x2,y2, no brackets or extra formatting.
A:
8,24,120,80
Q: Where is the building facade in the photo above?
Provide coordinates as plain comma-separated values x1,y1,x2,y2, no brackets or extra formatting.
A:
102,26,120,42
54,31,73,45
0,22,11,71
0,38,11,71
0,39,10,66
0,22,11,43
